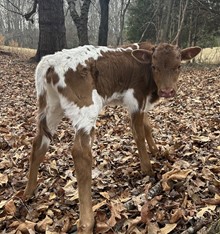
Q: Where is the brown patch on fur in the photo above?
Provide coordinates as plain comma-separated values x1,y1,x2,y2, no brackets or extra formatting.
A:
139,42,155,51
38,92,47,113
37,94,52,140
46,67,59,85
91,50,156,109
38,115,52,140
121,42,155,51
58,66,94,108
153,43,181,64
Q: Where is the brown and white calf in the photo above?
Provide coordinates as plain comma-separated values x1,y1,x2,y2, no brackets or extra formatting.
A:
24,42,201,233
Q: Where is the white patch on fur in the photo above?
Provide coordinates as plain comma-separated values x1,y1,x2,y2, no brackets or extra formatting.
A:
35,45,132,96
105,92,124,105
45,84,63,133
122,89,139,113
133,43,140,49
58,88,139,132
40,135,50,150
60,89,103,133
104,89,139,114
142,96,155,112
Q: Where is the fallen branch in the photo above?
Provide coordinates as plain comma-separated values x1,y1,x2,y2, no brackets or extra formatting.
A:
147,181,163,200
181,217,210,234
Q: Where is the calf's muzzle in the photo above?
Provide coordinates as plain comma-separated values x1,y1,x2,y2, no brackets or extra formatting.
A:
158,88,176,98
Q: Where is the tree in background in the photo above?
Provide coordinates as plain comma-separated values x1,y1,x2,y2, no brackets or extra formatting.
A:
98,0,110,46
0,0,67,61
116,0,131,45
1,0,219,49
0,1,133,48
126,0,220,47
67,0,91,45
0,0,38,48
126,0,157,43
35,0,67,61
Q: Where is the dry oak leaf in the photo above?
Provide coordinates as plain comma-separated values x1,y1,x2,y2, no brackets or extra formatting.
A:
0,200,7,209
124,216,142,234
4,199,16,215
202,194,220,205
141,202,151,223
95,210,111,233
0,173,8,186
196,205,216,218
147,222,161,234
61,215,72,233
95,201,125,233
35,215,53,232
16,221,36,233
160,223,177,234
108,201,124,227
191,135,210,142
162,169,192,191
169,208,185,224
93,200,107,212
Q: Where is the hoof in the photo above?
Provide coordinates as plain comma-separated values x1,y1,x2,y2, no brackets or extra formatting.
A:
149,146,159,156
141,166,155,177
23,189,35,201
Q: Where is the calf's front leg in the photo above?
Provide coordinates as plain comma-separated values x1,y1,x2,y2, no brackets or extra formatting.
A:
72,129,95,234
131,112,154,176
143,113,158,155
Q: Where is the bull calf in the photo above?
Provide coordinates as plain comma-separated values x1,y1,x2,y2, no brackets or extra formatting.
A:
24,42,201,233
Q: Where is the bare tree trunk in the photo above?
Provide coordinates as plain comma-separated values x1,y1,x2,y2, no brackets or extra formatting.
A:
156,0,173,42
192,8,200,46
172,0,189,44
35,0,67,61
163,0,173,41
67,0,91,46
116,0,131,45
98,0,110,46
187,9,193,47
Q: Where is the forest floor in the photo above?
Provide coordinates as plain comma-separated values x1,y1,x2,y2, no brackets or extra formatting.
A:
0,51,220,234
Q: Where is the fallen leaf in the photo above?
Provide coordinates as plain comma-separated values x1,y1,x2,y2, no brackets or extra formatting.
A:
4,200,16,215
192,135,210,142
196,205,216,218
147,222,160,234
17,221,36,233
141,202,151,223
0,173,8,186
160,223,177,234
162,169,192,191
93,200,107,212
169,208,184,223
100,191,110,200
108,201,124,227
36,215,53,232
0,200,7,209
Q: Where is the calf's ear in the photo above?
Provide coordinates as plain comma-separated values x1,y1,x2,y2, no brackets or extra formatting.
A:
131,49,152,64
181,46,202,60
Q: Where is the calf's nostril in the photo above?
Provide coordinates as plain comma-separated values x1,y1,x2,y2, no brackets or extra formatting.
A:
159,89,176,98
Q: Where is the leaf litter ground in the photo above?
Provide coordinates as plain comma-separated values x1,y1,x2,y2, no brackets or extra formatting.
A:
0,52,220,234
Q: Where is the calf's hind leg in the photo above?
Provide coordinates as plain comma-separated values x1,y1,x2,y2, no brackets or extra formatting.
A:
72,128,95,234
24,103,63,198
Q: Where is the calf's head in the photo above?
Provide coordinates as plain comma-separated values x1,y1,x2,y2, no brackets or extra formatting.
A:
132,43,201,98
